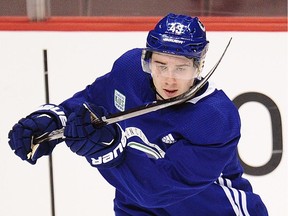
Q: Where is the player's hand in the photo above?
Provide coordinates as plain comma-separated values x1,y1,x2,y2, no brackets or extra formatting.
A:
64,103,126,168
8,104,66,164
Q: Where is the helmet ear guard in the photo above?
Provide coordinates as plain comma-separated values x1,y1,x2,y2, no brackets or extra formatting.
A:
144,13,209,76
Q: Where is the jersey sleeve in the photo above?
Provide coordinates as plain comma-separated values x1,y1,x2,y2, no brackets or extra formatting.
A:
59,48,150,116
59,72,113,115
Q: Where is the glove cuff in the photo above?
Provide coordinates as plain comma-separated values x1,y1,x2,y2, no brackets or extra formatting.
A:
30,104,67,129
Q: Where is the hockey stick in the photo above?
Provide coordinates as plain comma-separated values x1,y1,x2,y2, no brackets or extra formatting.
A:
30,38,232,155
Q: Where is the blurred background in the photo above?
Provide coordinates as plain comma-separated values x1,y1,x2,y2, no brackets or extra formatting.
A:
0,0,286,18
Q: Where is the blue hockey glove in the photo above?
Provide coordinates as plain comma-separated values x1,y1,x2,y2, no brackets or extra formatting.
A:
64,103,126,168
8,104,67,164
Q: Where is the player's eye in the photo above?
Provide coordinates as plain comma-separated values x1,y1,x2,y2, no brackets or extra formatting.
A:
157,65,168,71
176,67,185,72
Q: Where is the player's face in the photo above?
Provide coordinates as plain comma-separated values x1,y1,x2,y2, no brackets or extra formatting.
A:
150,52,198,100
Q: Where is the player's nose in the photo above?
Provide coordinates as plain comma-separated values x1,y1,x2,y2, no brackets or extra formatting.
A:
164,76,177,86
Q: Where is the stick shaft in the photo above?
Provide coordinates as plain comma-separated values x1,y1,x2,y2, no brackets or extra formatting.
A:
43,49,56,216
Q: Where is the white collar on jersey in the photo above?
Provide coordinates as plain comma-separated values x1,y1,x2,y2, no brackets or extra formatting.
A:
188,82,217,104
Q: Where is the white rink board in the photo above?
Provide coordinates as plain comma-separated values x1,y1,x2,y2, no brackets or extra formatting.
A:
0,31,287,216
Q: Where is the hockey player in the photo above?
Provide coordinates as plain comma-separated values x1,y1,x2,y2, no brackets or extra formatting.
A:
8,13,268,215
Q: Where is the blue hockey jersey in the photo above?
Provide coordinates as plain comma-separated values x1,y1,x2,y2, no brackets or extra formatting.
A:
60,48,268,216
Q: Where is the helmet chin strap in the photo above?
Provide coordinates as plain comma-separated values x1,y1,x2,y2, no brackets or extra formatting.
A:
155,90,165,100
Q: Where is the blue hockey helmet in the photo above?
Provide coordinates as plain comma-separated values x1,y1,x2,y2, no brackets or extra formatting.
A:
146,13,209,60
143,14,209,75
